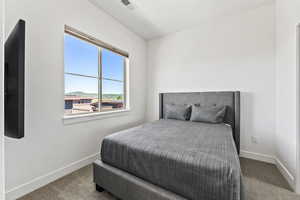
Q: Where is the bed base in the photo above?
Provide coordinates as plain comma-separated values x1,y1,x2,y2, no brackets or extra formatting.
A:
95,184,104,192
93,159,187,200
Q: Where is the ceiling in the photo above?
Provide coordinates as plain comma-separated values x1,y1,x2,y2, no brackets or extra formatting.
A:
89,0,273,40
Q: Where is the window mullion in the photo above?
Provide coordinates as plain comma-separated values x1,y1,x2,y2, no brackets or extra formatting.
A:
98,47,102,112
64,72,98,79
102,77,123,83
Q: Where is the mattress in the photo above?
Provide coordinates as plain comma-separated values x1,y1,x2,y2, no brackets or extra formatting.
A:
101,119,243,200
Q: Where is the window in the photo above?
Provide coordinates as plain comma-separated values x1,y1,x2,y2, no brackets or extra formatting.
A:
64,26,128,116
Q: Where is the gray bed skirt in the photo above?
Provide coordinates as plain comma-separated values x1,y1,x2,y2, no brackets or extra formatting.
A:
93,159,188,200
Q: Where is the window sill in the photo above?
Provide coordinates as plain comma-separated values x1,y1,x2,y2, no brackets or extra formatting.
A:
63,108,131,125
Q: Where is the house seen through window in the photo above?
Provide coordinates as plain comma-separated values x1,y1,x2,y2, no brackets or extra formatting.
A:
64,27,128,115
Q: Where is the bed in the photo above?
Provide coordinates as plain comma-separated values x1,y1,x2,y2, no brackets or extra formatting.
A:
94,91,243,200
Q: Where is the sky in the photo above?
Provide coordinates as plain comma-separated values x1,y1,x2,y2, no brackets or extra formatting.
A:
64,33,124,95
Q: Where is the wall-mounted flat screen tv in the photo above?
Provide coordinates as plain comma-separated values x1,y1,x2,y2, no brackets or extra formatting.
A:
5,19,25,139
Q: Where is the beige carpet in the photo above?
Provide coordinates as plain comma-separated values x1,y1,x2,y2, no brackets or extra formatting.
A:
19,158,300,200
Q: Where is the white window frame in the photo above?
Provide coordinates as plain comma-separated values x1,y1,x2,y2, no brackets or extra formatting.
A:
63,25,130,120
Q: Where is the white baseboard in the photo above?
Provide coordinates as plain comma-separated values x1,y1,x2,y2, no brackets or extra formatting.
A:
4,150,296,199
240,150,276,164
5,153,99,200
275,158,295,190
240,150,295,191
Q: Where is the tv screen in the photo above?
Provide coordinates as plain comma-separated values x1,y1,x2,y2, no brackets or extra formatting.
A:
5,19,25,139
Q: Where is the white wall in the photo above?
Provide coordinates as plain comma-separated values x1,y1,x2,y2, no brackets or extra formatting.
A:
5,0,300,198
275,0,300,191
0,0,4,199
147,3,276,158
5,0,147,198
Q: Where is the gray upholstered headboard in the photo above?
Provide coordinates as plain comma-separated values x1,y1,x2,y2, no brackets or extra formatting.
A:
159,91,240,154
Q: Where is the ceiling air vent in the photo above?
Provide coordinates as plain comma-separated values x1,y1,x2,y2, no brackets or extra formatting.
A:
121,0,135,10
121,0,130,6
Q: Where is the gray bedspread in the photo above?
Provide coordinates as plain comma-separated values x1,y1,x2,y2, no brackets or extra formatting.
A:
101,119,243,200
